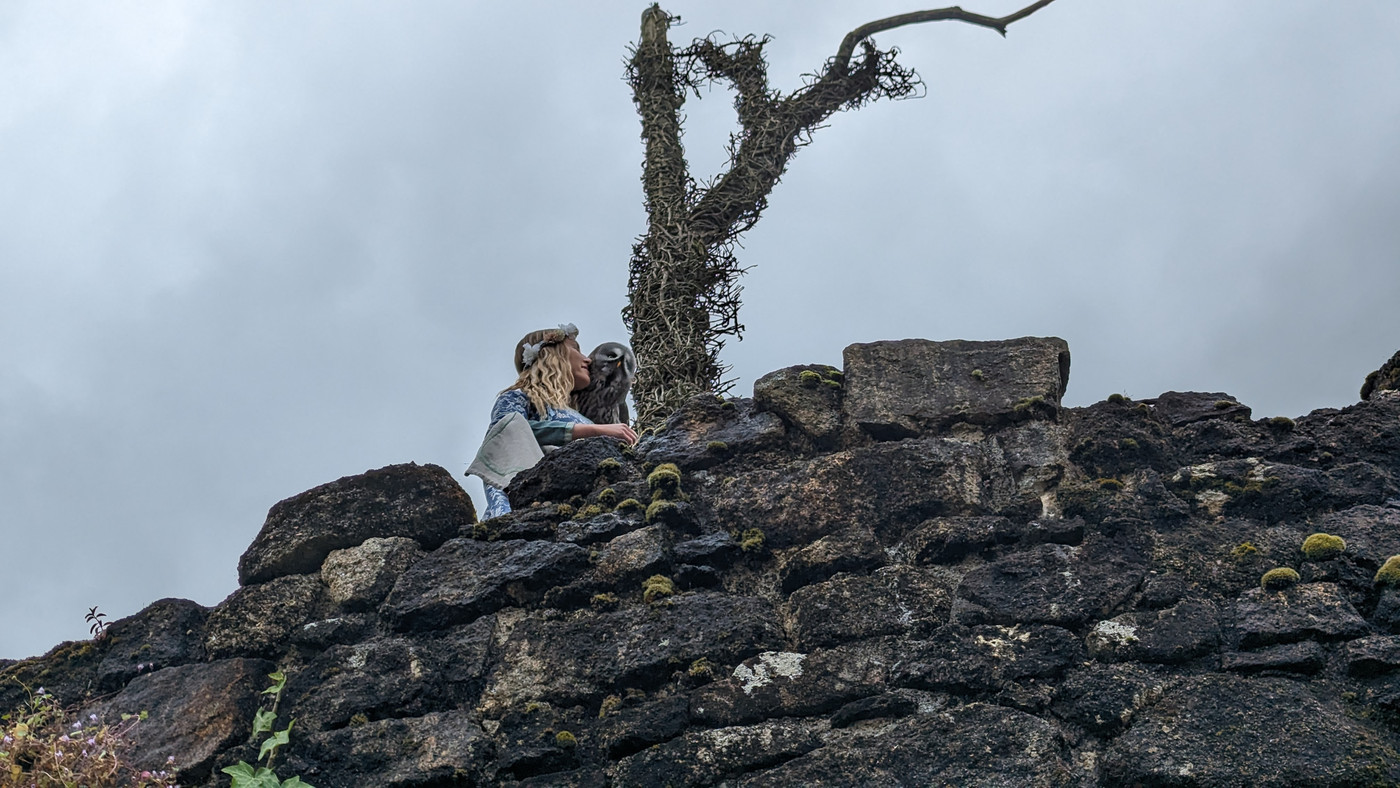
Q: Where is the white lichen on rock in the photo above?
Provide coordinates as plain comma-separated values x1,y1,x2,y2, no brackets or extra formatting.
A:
734,651,807,695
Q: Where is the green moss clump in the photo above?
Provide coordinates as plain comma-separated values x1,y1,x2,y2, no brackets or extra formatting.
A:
1214,400,1236,410
1013,395,1047,414
1097,478,1124,491
1119,438,1139,450
1269,416,1296,431
1231,541,1259,562
597,488,618,507
642,574,675,604
524,701,547,715
572,504,606,521
821,379,842,389
1260,566,1300,590
648,463,682,500
590,592,619,609
739,528,765,553
555,731,577,749
970,369,985,381
471,522,491,541
1374,556,1400,586
798,370,822,388
598,695,622,718
825,370,844,384
349,713,369,727
645,499,678,524
1107,393,1128,404
597,457,622,473
554,503,576,518
706,441,729,455
615,498,644,515
688,658,715,680
1301,533,1346,561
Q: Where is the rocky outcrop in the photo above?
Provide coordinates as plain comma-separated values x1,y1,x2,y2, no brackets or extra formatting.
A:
8,337,1400,787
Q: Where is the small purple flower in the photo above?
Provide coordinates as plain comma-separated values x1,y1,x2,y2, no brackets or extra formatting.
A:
36,687,46,695
89,713,98,722
87,737,96,746
167,755,176,763
72,721,83,730
59,734,71,742
2,735,12,744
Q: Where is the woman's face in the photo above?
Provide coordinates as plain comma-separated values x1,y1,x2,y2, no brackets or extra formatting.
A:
567,339,591,391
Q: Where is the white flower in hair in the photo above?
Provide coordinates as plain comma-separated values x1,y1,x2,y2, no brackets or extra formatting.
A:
521,322,579,368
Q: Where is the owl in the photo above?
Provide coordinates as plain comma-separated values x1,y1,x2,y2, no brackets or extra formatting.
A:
575,342,637,425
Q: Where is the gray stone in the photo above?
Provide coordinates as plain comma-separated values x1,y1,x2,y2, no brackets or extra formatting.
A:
320,536,424,611
1317,504,1400,566
1148,391,1252,426
507,437,632,507
1052,662,1174,736
1088,598,1220,664
238,462,472,586
1221,641,1326,674
87,658,272,784
1234,582,1369,649
204,573,332,660
382,538,590,632
902,516,1019,564
1104,675,1400,785
842,336,1070,442
787,565,956,650
753,364,845,449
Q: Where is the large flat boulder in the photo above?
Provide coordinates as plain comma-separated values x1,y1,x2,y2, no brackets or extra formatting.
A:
238,463,473,586
842,337,1070,441
1104,675,1400,785
204,574,332,660
477,593,783,716
287,710,494,787
87,658,272,785
96,597,208,692
1233,582,1369,649
382,538,590,632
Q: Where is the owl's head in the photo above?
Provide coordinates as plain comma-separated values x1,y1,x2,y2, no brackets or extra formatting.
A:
589,342,637,381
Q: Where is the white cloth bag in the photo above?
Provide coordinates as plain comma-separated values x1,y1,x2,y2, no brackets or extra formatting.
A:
466,411,544,489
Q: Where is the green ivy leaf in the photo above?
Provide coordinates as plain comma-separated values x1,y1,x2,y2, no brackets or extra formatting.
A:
262,671,287,696
280,776,316,787
252,708,277,736
222,761,284,788
258,720,294,761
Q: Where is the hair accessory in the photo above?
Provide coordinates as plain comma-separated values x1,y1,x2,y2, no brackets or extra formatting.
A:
520,323,579,369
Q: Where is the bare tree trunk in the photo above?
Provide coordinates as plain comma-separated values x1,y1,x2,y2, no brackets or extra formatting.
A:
624,2,1057,429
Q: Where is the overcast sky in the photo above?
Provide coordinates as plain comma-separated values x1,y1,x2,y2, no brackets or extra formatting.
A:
3,1,1398,660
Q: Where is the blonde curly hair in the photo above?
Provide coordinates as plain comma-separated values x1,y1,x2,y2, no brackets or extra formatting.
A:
504,327,580,416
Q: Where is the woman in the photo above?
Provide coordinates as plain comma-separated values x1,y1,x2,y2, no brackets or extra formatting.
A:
478,323,637,519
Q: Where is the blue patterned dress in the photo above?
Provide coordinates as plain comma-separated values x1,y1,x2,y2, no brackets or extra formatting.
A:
481,389,594,519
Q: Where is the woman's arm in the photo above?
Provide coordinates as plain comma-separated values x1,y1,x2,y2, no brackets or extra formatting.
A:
572,422,638,445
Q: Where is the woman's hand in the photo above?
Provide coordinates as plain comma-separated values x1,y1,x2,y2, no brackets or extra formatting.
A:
574,422,639,445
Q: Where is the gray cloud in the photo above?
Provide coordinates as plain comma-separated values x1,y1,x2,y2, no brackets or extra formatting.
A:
2,1,1397,659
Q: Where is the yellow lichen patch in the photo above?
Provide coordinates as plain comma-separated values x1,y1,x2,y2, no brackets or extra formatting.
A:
1301,533,1346,561
554,730,577,748
598,695,622,718
1231,541,1259,563
738,528,765,553
1260,567,1300,591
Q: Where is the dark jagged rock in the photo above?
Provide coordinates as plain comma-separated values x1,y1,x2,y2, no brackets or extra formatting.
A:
753,364,845,449
238,462,472,586
740,703,1074,787
637,394,790,470
204,573,333,660
88,658,271,784
1361,348,1400,400
96,597,207,691
1233,582,1369,649
787,565,956,650
613,718,827,787
893,624,1080,694
382,538,590,632
507,437,631,507
14,341,1400,787
478,593,784,716
955,532,1150,627
842,336,1070,441
1221,641,1327,674
1104,675,1400,785
777,526,885,594
690,640,898,727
